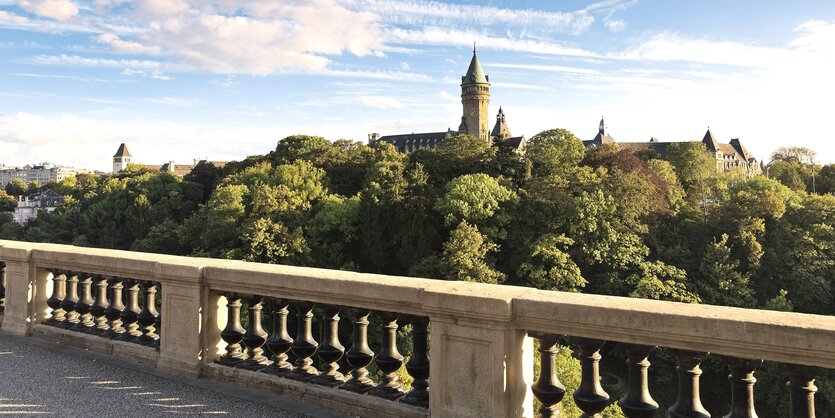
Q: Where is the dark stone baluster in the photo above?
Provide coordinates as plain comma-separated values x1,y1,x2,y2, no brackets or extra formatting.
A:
46,270,67,325
287,302,319,381
667,350,711,418
312,306,345,387
262,299,294,376
238,296,272,370
618,345,658,418
0,261,6,311
402,317,430,408
722,357,762,418
784,365,820,418
153,289,162,348
341,309,375,393
136,281,159,345
571,337,610,418
370,312,405,400
103,277,125,338
117,280,143,340
71,275,95,332
60,273,80,328
88,275,109,334
529,333,566,417
216,292,246,366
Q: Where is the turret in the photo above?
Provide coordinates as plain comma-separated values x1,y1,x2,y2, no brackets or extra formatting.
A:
112,143,132,173
458,44,491,143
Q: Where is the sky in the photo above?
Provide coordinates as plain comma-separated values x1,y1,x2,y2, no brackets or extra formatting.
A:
1,0,835,172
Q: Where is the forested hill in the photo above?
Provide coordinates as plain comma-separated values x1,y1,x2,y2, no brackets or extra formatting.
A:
2,130,833,317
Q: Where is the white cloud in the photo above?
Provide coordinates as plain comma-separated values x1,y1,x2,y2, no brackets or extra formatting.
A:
144,97,194,106
386,27,597,58
351,0,599,35
95,34,161,55
30,54,162,68
605,19,625,32
0,10,29,23
399,61,410,70
120,68,145,76
490,63,600,75
358,95,404,109
17,0,79,21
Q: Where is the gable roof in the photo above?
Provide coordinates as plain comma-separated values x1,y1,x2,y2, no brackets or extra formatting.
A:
702,129,719,152
113,143,132,158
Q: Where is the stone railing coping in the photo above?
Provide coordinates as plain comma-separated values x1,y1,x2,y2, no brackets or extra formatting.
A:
2,240,834,368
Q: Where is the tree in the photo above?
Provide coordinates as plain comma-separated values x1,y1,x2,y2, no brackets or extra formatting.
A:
440,221,505,284
525,128,585,177
0,189,16,212
517,234,586,292
274,135,330,164
695,234,755,307
434,173,517,241
666,142,717,208
409,135,496,185
4,178,26,197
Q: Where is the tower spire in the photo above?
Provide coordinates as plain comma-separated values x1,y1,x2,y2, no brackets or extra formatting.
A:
473,41,476,54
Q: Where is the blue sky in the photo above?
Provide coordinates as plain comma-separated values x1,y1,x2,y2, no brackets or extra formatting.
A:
1,0,835,171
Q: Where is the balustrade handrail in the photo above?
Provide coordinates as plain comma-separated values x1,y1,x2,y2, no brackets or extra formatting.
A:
2,239,835,372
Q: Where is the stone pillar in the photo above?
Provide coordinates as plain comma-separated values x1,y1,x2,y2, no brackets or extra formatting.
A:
424,285,534,418
0,247,36,336
155,263,203,378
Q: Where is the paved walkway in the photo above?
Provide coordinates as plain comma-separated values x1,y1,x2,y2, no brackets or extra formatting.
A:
0,331,346,418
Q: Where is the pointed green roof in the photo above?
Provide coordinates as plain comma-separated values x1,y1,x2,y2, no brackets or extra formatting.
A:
462,47,488,84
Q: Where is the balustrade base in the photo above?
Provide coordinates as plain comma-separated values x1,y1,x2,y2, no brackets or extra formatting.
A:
370,386,406,401
204,363,427,418
259,365,293,377
236,359,273,372
285,369,319,382
339,379,375,394
32,325,159,365
400,391,429,409
214,356,246,367
311,373,346,388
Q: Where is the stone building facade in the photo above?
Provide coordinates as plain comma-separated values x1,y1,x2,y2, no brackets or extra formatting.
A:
370,47,525,154
584,118,762,176
0,163,78,186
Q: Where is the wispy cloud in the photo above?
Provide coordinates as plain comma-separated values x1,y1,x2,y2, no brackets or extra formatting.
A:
490,63,601,75
358,95,404,109
28,54,163,69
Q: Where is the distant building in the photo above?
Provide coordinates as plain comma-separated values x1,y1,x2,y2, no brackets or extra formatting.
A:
0,163,78,187
13,188,63,224
113,143,133,173
111,144,226,176
370,46,525,154
585,118,761,176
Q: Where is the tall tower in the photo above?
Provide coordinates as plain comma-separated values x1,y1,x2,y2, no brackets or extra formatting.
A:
458,45,490,143
113,143,132,173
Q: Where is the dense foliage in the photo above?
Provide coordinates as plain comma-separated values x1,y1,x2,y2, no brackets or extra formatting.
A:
2,132,834,416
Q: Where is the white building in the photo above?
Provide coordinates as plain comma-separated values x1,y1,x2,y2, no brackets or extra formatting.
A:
0,163,78,187
113,143,132,173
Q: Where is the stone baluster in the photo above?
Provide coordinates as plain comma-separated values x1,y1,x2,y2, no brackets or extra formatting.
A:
618,345,658,418
59,272,80,328
312,306,345,387
402,317,430,408
71,274,95,331
722,357,762,418
530,333,566,417
216,292,246,366
571,337,610,418
262,299,294,376
238,296,272,370
0,261,5,311
103,277,125,337
88,275,110,334
117,280,143,340
136,281,159,345
667,350,711,418
341,309,375,393
46,270,67,325
784,365,820,418
288,302,319,381
370,312,405,400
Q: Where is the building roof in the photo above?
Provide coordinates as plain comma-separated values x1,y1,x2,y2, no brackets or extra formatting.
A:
491,107,512,139
114,143,132,158
583,132,616,148
505,136,525,150
377,130,458,152
462,46,488,84
702,129,720,152
729,138,754,162
618,141,673,157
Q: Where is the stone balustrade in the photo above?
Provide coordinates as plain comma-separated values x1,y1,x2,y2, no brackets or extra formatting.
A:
1,239,834,418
